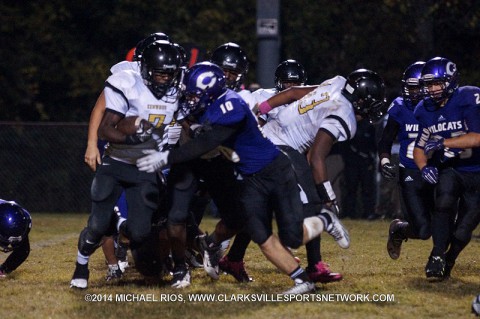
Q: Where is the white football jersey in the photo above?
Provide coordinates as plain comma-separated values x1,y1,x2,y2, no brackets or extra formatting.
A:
252,87,285,122
262,75,357,154
104,70,179,164
237,89,257,111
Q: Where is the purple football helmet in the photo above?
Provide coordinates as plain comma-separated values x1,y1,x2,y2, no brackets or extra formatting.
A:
181,62,227,116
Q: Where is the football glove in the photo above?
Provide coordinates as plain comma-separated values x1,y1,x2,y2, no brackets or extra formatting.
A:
424,137,444,156
381,162,397,180
421,166,439,184
137,150,169,173
125,120,153,145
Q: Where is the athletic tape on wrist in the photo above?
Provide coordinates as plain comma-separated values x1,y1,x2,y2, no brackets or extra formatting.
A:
315,181,336,202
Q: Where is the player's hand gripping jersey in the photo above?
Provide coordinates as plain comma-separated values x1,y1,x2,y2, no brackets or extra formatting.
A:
261,76,357,153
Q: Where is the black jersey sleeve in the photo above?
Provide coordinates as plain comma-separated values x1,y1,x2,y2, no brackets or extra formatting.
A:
377,116,400,158
168,123,240,164
1,236,30,273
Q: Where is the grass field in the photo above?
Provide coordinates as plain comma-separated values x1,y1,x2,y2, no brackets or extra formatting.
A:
1,213,480,319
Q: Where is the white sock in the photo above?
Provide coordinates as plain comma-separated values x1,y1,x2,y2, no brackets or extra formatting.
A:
77,251,89,265
303,216,325,241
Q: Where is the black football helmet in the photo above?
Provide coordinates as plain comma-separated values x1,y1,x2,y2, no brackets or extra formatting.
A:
133,32,171,62
0,200,31,252
341,69,386,123
210,42,249,90
421,56,459,109
402,61,425,110
174,43,188,67
140,40,182,100
274,59,307,91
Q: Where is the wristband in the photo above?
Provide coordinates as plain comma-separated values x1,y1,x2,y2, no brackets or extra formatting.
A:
315,181,336,203
258,100,273,115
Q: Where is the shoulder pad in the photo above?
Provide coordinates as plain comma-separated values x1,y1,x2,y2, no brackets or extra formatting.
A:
110,61,140,74
106,70,138,91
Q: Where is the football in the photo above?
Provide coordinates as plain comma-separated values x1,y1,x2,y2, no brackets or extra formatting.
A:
116,116,152,135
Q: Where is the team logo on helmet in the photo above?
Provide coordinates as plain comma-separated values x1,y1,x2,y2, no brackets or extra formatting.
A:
197,71,217,90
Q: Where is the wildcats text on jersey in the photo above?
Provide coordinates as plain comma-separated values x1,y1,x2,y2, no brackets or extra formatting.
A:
428,121,463,134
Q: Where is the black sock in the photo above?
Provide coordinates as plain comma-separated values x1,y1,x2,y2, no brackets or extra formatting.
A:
306,237,321,270
227,232,251,262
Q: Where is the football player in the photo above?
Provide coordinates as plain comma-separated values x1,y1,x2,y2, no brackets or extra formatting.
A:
137,62,351,294
379,61,435,261
70,40,183,289
256,68,386,283
250,60,343,284
83,32,173,281
207,42,255,282
413,57,480,279
0,200,32,278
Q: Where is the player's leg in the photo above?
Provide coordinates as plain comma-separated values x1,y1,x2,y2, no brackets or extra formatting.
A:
166,162,197,288
426,168,461,279
71,160,123,288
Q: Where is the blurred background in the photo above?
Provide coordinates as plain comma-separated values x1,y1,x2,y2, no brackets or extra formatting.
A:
0,0,479,212
1,0,479,121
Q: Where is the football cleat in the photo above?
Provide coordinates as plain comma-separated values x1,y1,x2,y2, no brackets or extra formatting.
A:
197,234,222,280
282,278,316,295
185,248,203,269
171,267,191,289
472,294,480,316
307,261,342,283
105,263,123,281
319,207,350,248
70,262,90,289
219,256,253,283
425,255,446,279
118,259,129,273
387,219,405,260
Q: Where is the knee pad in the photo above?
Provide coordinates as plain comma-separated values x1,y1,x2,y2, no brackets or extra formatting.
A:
454,226,473,244
78,227,102,256
128,228,151,248
169,165,197,190
414,224,431,240
91,175,117,202
278,232,303,249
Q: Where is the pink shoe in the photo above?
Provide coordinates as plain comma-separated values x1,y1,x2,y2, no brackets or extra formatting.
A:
307,261,342,283
219,256,253,283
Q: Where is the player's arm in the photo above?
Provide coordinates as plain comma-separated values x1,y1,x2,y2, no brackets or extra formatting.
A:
136,123,241,173
168,123,240,163
0,236,30,275
309,128,337,204
414,127,439,184
413,127,430,170
98,110,128,143
84,91,106,171
377,117,400,179
257,85,318,114
377,117,399,160
443,132,480,149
